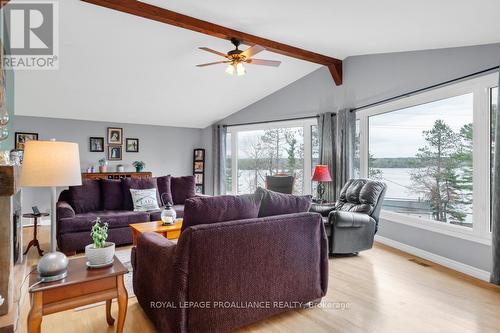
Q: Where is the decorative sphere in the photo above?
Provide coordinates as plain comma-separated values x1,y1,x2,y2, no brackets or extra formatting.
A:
37,251,69,281
161,205,177,225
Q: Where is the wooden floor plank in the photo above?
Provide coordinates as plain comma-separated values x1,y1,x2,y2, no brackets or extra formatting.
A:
19,225,500,333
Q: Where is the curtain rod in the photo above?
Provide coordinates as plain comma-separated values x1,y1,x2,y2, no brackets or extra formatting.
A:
222,115,322,128
351,65,500,112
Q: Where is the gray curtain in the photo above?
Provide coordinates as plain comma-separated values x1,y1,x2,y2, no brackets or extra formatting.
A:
212,124,227,196
318,113,336,201
335,109,356,195
491,68,500,285
318,109,356,202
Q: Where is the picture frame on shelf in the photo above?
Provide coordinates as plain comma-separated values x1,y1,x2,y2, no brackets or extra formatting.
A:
15,132,38,150
126,138,139,152
89,137,104,152
108,145,122,161
107,127,123,145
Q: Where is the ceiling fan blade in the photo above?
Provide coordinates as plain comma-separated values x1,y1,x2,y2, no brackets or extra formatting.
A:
241,45,265,59
196,61,230,67
198,47,227,58
246,59,281,67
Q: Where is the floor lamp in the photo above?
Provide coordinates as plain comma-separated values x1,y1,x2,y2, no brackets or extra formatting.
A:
20,140,82,281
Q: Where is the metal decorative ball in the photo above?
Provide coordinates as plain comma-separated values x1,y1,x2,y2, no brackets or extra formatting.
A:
37,251,69,282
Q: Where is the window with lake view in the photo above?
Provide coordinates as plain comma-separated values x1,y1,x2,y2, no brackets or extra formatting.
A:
368,93,474,227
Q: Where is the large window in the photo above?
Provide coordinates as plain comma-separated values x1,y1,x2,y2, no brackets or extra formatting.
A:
356,73,497,243
491,86,498,231
226,119,318,195
369,94,474,227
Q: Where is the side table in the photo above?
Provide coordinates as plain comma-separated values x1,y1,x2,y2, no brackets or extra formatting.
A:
23,213,49,257
28,256,129,333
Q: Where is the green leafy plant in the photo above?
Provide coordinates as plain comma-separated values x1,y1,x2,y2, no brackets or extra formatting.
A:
132,160,145,168
90,217,109,248
98,158,108,166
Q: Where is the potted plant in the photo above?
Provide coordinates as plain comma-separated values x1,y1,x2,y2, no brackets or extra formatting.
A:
98,157,108,173
132,160,145,172
85,217,115,266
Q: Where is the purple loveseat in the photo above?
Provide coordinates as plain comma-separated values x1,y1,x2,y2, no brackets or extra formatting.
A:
132,191,326,332
56,175,196,254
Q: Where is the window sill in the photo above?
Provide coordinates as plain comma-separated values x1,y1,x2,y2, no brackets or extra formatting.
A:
380,211,492,246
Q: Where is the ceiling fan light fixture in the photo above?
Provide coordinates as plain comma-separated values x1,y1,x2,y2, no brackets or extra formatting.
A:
236,62,246,76
225,64,235,76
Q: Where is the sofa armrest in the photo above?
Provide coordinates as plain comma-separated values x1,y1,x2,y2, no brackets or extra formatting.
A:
329,210,375,228
57,201,75,219
133,232,177,305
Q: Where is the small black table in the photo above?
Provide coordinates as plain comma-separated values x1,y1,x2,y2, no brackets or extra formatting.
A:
23,213,49,257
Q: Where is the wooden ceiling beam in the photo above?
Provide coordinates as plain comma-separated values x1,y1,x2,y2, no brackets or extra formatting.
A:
81,0,343,85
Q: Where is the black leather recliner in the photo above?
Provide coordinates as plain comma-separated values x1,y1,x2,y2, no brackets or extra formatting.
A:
324,179,386,254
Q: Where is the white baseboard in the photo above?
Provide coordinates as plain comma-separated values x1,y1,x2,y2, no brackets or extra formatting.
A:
374,235,491,282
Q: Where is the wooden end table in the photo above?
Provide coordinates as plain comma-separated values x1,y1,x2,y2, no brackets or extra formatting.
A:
23,213,49,257
28,256,128,333
130,219,183,245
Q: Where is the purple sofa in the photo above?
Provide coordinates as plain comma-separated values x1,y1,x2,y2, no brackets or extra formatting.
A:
132,192,327,332
56,175,196,254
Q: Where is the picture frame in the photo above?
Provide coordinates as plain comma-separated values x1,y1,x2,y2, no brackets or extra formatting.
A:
194,173,203,184
195,185,204,194
107,127,123,145
194,161,204,172
194,149,204,161
89,137,104,152
126,138,139,152
107,145,122,161
15,132,38,150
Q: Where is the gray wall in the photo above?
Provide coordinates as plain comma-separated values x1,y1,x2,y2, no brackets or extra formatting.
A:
14,116,204,224
216,43,500,273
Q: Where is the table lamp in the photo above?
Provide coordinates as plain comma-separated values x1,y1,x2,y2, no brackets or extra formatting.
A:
312,165,332,203
20,139,81,281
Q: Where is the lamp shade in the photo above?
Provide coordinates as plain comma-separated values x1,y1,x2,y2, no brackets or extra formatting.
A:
312,165,332,182
20,140,82,187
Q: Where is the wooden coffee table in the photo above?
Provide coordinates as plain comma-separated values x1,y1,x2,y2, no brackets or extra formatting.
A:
130,219,183,245
28,256,128,333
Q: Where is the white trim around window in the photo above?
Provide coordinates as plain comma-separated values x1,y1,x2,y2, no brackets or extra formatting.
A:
356,73,498,245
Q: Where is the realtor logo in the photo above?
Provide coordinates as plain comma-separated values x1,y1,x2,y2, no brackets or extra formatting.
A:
1,0,59,69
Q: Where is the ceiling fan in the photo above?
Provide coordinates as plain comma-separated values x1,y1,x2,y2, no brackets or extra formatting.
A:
196,38,281,76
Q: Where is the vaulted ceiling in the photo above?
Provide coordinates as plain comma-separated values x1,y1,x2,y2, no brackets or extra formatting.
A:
14,0,500,128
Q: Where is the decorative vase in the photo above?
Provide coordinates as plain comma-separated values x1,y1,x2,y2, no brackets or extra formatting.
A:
117,164,124,172
85,242,115,266
135,166,143,172
99,165,107,173
161,203,177,225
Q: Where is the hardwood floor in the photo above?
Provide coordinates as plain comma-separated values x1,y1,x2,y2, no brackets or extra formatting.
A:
20,225,500,333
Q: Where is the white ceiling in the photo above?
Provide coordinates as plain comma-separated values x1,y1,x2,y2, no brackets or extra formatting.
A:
14,0,500,128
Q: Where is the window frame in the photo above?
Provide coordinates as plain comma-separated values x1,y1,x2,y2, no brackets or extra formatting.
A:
226,118,318,195
356,73,498,245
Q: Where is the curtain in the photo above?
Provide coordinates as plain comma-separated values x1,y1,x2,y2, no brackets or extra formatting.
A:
335,109,356,195
491,68,500,285
318,109,356,202
318,113,336,201
212,124,227,196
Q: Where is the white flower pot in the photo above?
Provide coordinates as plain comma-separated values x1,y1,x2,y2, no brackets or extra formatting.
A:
85,242,115,265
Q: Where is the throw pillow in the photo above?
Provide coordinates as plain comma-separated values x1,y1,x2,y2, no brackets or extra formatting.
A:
181,193,263,232
101,179,124,211
171,175,196,204
130,188,160,211
121,177,160,210
255,187,312,217
156,175,173,205
69,179,101,214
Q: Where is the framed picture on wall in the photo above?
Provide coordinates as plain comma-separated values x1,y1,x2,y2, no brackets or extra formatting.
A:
194,149,204,161
89,137,104,152
108,145,122,161
15,132,38,150
194,161,204,172
107,127,123,145
195,185,204,194
195,173,203,184
126,138,139,152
